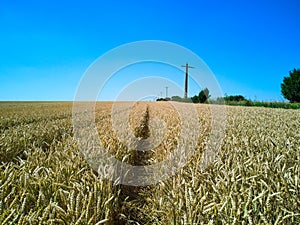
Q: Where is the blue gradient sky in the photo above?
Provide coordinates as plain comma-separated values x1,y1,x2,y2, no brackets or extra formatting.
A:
0,0,299,101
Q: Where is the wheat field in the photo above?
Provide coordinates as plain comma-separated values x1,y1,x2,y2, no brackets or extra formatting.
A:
0,102,299,224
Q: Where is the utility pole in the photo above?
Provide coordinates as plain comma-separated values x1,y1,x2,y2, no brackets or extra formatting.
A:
165,86,168,98
181,63,195,98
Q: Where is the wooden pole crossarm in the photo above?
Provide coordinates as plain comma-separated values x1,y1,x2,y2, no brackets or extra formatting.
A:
181,63,195,98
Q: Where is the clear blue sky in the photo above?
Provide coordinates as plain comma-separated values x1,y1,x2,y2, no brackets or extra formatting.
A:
0,0,299,101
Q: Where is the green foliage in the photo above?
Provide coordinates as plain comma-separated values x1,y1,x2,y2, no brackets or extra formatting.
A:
165,96,192,103
156,98,167,101
210,95,248,106
253,101,300,109
281,68,300,103
171,96,191,102
224,95,246,102
209,97,300,109
191,95,199,103
191,88,210,103
171,96,182,101
199,88,210,103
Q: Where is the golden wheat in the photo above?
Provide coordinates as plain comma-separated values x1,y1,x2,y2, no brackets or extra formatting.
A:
0,102,299,224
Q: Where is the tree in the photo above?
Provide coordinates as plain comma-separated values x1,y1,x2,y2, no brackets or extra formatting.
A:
198,88,210,103
156,98,167,101
191,95,199,103
224,95,246,102
281,69,300,103
171,96,182,101
191,88,210,103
